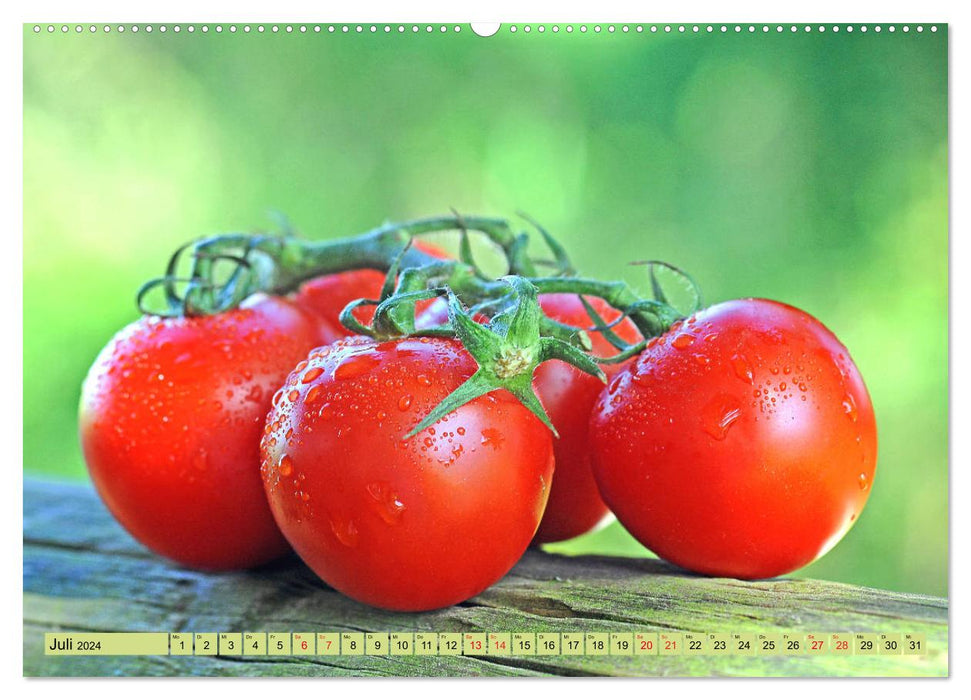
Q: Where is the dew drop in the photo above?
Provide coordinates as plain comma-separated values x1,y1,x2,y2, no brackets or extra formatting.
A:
481,427,504,449
301,366,324,383
858,472,869,490
730,354,754,384
329,516,359,547
672,333,696,350
305,384,325,404
842,393,858,422
417,374,431,386
457,426,466,436
287,389,300,402
701,395,742,440
398,394,413,411
334,354,381,380
279,455,294,477
366,482,406,524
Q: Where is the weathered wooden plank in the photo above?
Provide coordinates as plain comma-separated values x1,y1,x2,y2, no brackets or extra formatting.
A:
23,478,948,677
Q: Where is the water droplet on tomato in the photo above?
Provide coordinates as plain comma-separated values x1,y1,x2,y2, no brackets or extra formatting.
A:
329,516,359,547
302,366,324,383
858,473,869,490
294,360,308,373
417,374,431,386
731,355,754,384
287,389,300,402
842,393,858,422
334,354,380,380
279,455,294,477
480,427,504,449
672,333,695,350
398,394,413,411
305,384,325,404
457,426,466,436
365,482,406,524
779,382,787,391
701,395,742,440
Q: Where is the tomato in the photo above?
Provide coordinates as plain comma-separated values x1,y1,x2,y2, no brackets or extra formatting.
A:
260,336,554,611
79,293,323,570
530,295,640,543
590,299,877,579
293,240,449,338
291,269,386,341
416,294,641,544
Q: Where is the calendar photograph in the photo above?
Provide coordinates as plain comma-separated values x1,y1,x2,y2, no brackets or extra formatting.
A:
22,20,948,677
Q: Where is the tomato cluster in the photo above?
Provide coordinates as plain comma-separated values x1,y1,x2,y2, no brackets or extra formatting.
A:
79,221,878,611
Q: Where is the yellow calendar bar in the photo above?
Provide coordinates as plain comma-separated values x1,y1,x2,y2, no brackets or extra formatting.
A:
43,631,931,657
45,633,168,656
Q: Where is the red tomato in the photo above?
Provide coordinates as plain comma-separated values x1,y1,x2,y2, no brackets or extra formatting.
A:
590,299,877,579
260,336,554,611
79,294,323,570
416,294,641,544
293,240,449,338
530,295,640,543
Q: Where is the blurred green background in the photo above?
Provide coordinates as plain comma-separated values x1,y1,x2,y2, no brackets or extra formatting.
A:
23,25,947,596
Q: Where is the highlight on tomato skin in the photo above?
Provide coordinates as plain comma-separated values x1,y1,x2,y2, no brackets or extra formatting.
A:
589,298,878,580
259,335,555,612
78,293,324,571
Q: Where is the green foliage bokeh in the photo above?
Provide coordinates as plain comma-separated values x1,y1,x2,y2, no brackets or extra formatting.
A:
23,25,947,596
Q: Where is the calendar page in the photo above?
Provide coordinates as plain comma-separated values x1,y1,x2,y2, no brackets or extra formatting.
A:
22,18,949,679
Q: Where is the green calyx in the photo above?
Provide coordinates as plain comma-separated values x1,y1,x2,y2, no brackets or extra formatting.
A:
137,212,702,437
405,277,606,439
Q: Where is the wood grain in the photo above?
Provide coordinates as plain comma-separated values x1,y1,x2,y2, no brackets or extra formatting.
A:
23,479,948,677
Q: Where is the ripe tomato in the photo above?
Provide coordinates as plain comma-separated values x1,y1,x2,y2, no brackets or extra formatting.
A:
530,295,640,543
416,294,641,544
79,293,322,570
260,336,554,611
293,240,449,338
590,299,877,579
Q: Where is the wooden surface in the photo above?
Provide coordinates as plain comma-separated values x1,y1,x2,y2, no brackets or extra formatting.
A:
24,478,948,677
